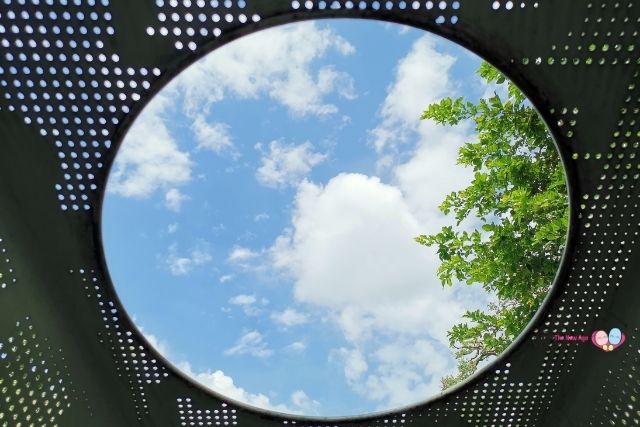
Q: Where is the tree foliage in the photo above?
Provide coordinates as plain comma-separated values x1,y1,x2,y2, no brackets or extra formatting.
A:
415,62,569,390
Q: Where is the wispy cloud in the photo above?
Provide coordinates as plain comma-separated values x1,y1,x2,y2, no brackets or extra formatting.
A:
329,339,450,410
224,331,273,359
227,246,260,263
180,359,322,414
255,141,327,189
285,341,307,353
330,348,368,382
229,294,258,305
219,274,234,284
271,308,309,327
177,21,356,118
138,324,301,413
166,242,213,276
290,390,320,415
165,188,189,212
370,35,456,157
112,22,356,209
108,93,193,200
191,114,236,155
229,294,268,316
137,324,171,356
357,339,449,409
254,212,270,222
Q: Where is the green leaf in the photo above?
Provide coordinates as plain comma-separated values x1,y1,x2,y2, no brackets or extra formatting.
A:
415,61,569,390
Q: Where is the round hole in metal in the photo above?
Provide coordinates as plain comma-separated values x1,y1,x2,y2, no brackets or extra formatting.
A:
102,18,568,417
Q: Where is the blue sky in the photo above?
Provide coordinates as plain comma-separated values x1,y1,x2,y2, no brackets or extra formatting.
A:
103,19,495,416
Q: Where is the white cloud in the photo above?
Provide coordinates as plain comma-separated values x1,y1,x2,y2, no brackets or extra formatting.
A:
168,257,191,276
166,242,213,276
139,324,298,413
370,34,456,156
178,361,318,414
330,340,452,411
177,362,293,412
256,141,328,189
229,294,264,316
138,325,171,356
167,223,179,233
269,172,488,407
316,66,357,100
271,174,442,307
382,21,413,35
254,212,270,222
393,124,473,228
359,339,450,410
191,114,235,154
175,21,356,118
136,316,313,415
219,274,234,284
290,390,320,415
330,348,368,382
229,294,257,306
227,246,260,263
271,308,309,327
191,247,212,264
285,341,307,353
112,22,355,206
224,331,273,358
108,93,193,198
165,188,189,212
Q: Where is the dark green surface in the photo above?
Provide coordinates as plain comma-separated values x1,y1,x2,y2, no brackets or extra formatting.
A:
0,1,638,426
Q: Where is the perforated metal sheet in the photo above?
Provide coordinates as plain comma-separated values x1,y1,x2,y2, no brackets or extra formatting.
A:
0,1,638,426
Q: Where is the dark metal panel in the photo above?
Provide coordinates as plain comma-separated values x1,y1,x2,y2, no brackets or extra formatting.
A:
1,0,639,426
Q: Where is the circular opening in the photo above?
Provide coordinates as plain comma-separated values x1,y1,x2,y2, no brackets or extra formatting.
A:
103,19,568,416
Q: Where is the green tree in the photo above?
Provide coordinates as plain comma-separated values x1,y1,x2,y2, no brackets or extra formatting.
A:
415,62,569,390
